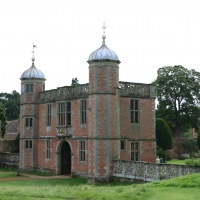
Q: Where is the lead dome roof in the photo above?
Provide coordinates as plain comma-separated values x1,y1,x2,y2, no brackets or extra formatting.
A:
20,57,46,80
88,34,120,62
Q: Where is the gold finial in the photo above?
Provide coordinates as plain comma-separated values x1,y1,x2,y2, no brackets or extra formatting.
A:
102,22,107,43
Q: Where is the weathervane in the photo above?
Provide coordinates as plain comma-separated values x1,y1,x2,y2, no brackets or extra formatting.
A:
31,43,37,63
102,22,107,43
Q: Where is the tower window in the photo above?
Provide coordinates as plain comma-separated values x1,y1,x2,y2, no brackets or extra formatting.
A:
25,118,33,127
80,99,86,124
120,140,126,150
25,140,32,149
79,140,86,162
130,99,139,123
46,104,51,126
25,84,33,93
46,140,51,159
131,142,140,161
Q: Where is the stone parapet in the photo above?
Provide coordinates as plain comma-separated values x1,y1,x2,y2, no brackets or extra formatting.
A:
119,81,156,98
38,82,156,103
113,160,200,182
39,84,89,103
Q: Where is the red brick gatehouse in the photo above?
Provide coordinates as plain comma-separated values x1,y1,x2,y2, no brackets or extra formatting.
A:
19,33,156,181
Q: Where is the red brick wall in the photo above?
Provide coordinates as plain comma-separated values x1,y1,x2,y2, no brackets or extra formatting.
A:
120,97,156,163
20,65,156,177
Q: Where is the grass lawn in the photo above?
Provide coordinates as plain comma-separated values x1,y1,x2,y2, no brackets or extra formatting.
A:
0,167,23,179
0,168,200,200
166,159,186,165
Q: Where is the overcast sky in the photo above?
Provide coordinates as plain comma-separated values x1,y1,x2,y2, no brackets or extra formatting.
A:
1,0,200,93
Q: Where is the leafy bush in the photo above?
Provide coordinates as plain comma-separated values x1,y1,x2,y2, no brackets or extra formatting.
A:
156,118,172,150
177,155,187,160
157,147,166,162
185,159,200,167
182,136,198,156
165,153,171,161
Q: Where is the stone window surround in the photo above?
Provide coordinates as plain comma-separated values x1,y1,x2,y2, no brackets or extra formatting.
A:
80,99,87,124
45,140,51,159
46,104,51,126
130,99,140,124
120,140,126,151
130,142,140,161
25,84,33,93
25,140,32,149
79,140,86,162
57,101,71,126
25,117,33,128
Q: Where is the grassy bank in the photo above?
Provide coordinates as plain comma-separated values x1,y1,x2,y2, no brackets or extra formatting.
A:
0,168,200,199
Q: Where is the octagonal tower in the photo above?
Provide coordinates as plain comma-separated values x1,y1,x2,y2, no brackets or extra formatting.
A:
88,26,121,181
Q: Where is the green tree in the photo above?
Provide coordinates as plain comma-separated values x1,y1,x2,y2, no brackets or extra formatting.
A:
0,102,7,138
182,135,198,156
0,90,20,120
156,118,172,150
155,65,200,137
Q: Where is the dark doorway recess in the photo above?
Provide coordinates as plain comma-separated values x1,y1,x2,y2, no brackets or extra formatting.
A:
61,141,71,175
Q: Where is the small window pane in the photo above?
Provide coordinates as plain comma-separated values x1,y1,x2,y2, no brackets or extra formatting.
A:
80,100,86,124
120,140,126,150
25,140,32,149
130,99,139,124
130,142,140,161
25,118,33,127
46,140,51,159
46,104,51,126
79,141,86,162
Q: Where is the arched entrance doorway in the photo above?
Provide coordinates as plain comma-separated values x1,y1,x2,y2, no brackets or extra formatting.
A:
61,141,71,175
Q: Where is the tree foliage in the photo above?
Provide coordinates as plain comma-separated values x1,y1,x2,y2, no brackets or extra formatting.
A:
155,65,200,136
12,133,20,153
0,90,20,120
156,118,172,150
197,133,200,150
0,102,7,138
197,118,200,150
